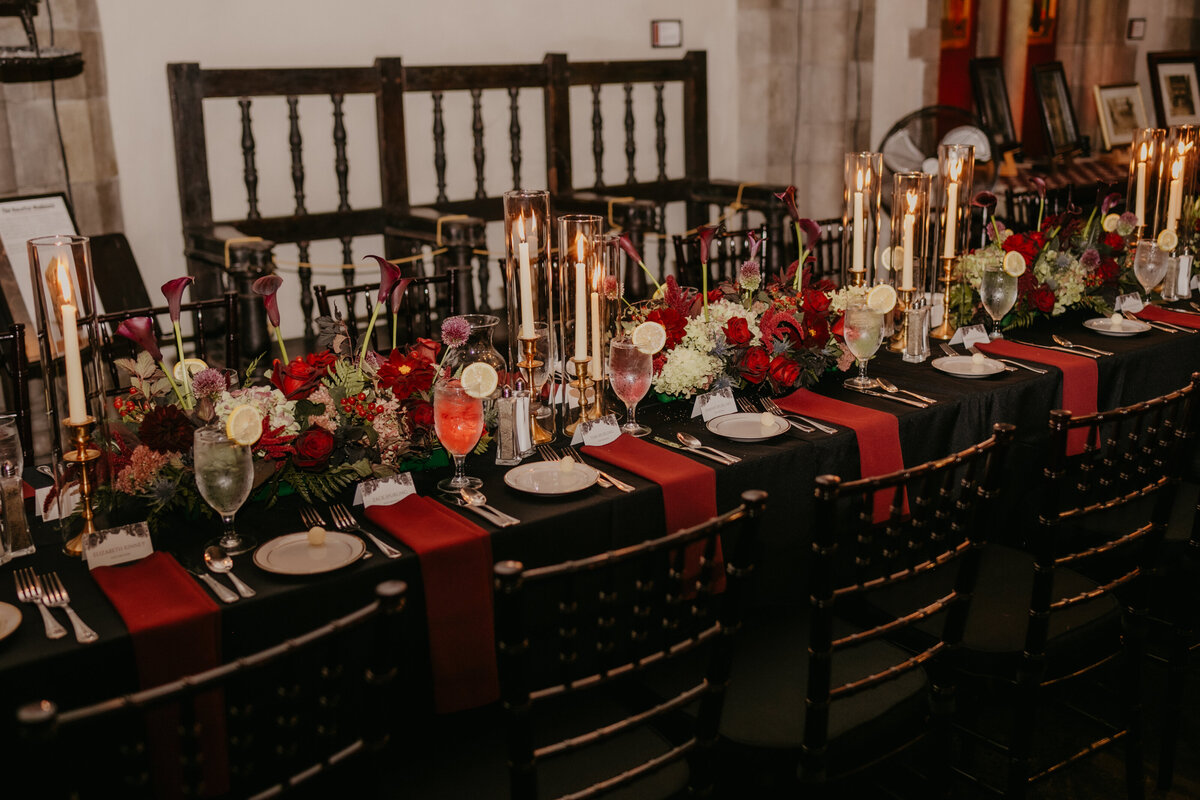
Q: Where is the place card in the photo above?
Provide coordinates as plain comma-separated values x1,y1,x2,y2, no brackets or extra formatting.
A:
354,473,416,508
691,387,737,422
571,414,621,447
949,324,990,348
83,522,153,569
1113,292,1145,313
35,483,79,521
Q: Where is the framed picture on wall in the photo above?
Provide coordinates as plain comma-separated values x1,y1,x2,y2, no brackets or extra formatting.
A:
1093,83,1148,150
1147,51,1200,127
941,0,972,48
969,57,1019,153
1032,62,1083,156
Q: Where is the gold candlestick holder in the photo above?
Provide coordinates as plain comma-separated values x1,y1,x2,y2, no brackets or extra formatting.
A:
62,415,101,557
591,373,608,420
517,335,554,445
848,269,867,288
887,288,916,352
930,255,958,341
565,357,595,436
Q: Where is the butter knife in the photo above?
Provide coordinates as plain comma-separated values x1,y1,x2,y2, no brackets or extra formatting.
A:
967,345,1048,374
1008,339,1100,359
846,386,928,408
652,436,734,465
191,569,238,603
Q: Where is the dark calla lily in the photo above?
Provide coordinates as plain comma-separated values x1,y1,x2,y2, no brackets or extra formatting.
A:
1030,177,1047,199
797,218,821,248
746,230,763,261
1066,202,1083,217
775,186,801,223
116,316,163,363
1101,192,1122,215
616,233,662,292
696,225,718,265
388,277,414,315
252,274,283,328
971,190,997,209
366,254,401,306
161,277,194,323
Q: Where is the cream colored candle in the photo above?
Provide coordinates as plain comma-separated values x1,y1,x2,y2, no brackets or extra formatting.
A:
517,214,535,339
852,168,865,273
1168,159,1183,232
1135,143,1147,225
55,256,87,424
590,290,602,380
943,159,961,258
573,243,586,360
901,190,917,290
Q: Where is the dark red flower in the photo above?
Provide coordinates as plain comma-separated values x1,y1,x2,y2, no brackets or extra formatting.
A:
388,277,414,315
409,400,434,429
270,351,336,400
740,347,770,384
365,254,402,306
616,233,645,265
377,349,436,400
1096,258,1120,283
411,337,441,365
802,288,831,315
1029,285,1056,313
696,225,718,266
767,355,801,389
1002,233,1040,267
797,218,821,249
252,274,284,328
707,288,724,303
292,427,335,470
971,191,998,210
645,307,687,350
775,186,801,224
161,276,194,323
1103,232,1125,250
1101,192,1122,215
138,405,194,454
116,317,162,363
723,317,752,347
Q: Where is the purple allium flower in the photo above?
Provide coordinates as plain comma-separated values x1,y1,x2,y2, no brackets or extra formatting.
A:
1119,211,1138,226
116,317,162,363
441,315,471,349
738,260,761,290
1081,248,1100,268
190,367,228,398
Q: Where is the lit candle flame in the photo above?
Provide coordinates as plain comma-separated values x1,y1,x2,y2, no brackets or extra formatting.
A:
856,169,864,191
54,256,72,305
516,212,526,243
906,189,919,212
574,232,585,263
949,158,963,182
1173,159,1183,180
1140,142,1148,161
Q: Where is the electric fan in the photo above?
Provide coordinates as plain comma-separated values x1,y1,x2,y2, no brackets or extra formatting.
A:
877,105,994,213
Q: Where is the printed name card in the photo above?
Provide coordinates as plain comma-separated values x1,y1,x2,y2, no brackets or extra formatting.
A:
691,387,738,422
354,473,416,508
35,483,79,521
571,414,621,447
1113,292,1145,313
949,324,990,348
83,522,154,569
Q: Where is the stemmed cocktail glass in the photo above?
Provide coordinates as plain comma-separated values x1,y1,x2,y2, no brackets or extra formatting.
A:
434,379,485,492
194,427,256,555
608,338,652,437
842,302,885,389
980,264,1018,339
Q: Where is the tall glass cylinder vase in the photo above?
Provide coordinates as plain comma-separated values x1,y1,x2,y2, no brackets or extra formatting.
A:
841,152,883,287
887,173,931,352
935,144,975,275
503,189,556,443
28,235,108,552
594,232,625,417
1160,126,1200,240
1127,127,1165,235
557,214,603,434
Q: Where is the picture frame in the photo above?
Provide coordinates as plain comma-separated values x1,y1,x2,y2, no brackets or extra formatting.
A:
1032,61,1083,156
1093,83,1148,150
1147,51,1200,127
969,57,1019,153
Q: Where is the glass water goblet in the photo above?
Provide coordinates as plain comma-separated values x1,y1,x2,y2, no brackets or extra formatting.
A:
194,427,256,555
843,302,885,389
608,338,652,437
434,379,485,492
1132,239,1169,297
980,264,1019,339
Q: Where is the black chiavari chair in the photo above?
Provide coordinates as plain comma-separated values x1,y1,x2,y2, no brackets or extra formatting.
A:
0,323,33,464
672,223,768,291
313,270,458,354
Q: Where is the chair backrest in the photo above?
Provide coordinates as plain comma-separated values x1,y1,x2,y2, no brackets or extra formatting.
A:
95,292,239,399
811,217,844,286
314,271,458,353
0,323,33,464
671,223,768,289
803,423,1015,780
493,489,768,800
1024,373,1200,668
19,580,407,799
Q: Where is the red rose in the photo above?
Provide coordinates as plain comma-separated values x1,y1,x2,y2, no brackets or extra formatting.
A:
740,347,770,384
1103,232,1125,250
1030,285,1056,313
645,307,687,350
292,427,335,470
707,288,724,304
270,351,336,400
1096,258,1120,283
802,288,831,315
1002,233,1040,267
378,349,437,401
409,400,434,429
412,337,441,364
767,355,801,389
723,317,752,347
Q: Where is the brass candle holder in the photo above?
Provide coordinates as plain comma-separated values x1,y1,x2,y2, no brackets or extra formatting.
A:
591,374,608,420
847,270,867,288
930,255,958,341
887,288,916,353
517,335,554,445
565,356,595,436
62,415,101,557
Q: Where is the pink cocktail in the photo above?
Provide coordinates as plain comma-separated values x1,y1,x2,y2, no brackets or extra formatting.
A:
608,338,652,437
434,380,485,491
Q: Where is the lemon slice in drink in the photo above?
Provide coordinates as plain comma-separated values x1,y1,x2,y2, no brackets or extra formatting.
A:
172,357,208,382
225,404,263,446
460,362,499,399
1003,250,1027,277
1157,228,1179,252
865,284,897,314
1101,213,1121,233
631,321,668,354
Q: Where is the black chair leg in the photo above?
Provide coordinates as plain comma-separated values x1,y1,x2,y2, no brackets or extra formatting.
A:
1157,635,1188,792
1122,621,1147,800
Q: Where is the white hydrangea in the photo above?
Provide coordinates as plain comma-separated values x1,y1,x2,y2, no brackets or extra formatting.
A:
700,299,763,345
1034,249,1086,315
215,386,299,436
959,248,1004,291
827,284,870,314
653,345,723,398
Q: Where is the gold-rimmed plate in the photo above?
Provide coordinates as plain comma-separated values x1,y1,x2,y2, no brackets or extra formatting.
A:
253,532,366,575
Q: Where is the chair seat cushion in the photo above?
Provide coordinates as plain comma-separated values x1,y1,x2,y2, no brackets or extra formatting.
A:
718,607,928,759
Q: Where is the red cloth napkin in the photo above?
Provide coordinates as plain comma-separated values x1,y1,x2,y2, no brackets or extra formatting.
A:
975,340,1097,454
21,480,32,500
90,552,227,798
776,388,907,522
1137,306,1200,330
365,494,499,713
583,434,723,590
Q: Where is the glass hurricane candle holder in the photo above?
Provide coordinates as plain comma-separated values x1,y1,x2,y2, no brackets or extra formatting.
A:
504,189,555,443
887,173,931,352
1160,126,1200,241
1128,128,1165,235
557,214,603,434
936,143,975,264
841,152,883,287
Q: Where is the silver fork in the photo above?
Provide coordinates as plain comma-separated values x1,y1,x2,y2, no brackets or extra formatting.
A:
39,572,98,643
548,445,614,489
14,567,66,640
537,445,559,463
755,397,814,433
300,505,373,560
565,445,634,492
735,396,758,414
763,397,837,434
328,503,403,559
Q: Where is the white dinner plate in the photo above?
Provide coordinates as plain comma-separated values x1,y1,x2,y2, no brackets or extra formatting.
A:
504,460,598,495
1083,317,1150,336
931,355,1006,378
705,411,790,442
253,531,367,575
0,601,20,642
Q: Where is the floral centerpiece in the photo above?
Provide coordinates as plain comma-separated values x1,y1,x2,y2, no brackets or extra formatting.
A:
617,189,852,400
948,190,1131,330
98,257,470,528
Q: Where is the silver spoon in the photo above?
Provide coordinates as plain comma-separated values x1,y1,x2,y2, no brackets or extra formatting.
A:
459,488,520,527
204,546,256,598
676,432,740,464
874,377,937,405
1050,334,1112,356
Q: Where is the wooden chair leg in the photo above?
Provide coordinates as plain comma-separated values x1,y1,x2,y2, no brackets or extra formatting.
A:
1157,635,1188,792
1122,618,1147,800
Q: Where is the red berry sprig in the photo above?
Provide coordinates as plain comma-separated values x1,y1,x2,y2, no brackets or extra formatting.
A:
338,392,385,424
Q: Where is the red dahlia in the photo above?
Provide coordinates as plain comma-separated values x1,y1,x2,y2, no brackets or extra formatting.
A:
138,405,194,454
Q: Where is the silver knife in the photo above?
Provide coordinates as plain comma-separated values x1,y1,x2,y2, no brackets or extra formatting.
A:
847,386,928,408
1008,339,1100,359
443,496,519,527
194,571,238,603
652,436,734,465
969,345,1047,373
